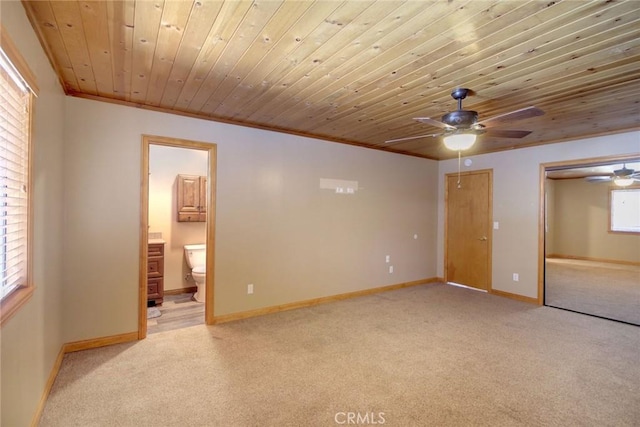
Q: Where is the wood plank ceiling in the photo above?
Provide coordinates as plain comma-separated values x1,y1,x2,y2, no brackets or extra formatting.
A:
21,0,640,160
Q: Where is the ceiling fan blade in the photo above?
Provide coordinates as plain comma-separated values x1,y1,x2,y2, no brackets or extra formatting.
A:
478,106,544,128
413,117,455,130
585,176,612,182
484,129,532,139
385,133,442,144
617,169,640,177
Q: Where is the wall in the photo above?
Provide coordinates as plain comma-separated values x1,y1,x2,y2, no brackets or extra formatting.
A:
550,178,640,263
437,132,640,299
0,1,65,425
62,96,439,342
149,145,208,292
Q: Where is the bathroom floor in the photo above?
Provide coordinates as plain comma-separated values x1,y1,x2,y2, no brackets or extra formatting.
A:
147,293,204,335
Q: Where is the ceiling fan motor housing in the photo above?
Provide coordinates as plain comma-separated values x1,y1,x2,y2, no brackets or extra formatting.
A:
614,166,633,177
442,110,478,128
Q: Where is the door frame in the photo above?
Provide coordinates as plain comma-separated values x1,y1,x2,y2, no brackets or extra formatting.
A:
444,168,493,290
537,152,640,306
139,135,217,339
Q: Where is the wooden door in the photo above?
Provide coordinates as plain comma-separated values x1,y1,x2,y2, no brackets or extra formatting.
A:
445,169,492,290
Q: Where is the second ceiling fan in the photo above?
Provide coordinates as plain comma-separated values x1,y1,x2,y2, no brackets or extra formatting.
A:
585,164,640,187
386,88,545,150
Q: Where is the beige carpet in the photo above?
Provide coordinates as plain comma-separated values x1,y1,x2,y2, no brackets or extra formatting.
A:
545,258,640,325
39,284,640,426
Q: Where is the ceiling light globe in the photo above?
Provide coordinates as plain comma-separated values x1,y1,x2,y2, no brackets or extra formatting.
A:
443,133,477,151
613,177,634,187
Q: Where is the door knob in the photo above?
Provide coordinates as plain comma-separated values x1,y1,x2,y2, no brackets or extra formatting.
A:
478,236,487,241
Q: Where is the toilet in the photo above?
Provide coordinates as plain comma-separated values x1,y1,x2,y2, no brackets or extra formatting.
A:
184,244,206,303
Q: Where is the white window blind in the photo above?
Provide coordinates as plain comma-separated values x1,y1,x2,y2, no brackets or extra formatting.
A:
0,49,30,300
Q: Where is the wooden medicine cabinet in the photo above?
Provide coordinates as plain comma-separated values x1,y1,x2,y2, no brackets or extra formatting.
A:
177,174,207,222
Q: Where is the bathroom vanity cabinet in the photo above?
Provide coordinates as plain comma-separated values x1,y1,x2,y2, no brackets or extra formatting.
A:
147,242,165,306
177,174,207,222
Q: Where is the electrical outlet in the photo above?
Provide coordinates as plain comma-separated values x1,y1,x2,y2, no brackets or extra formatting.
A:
389,266,394,274
385,255,390,263
247,283,254,294
512,273,519,282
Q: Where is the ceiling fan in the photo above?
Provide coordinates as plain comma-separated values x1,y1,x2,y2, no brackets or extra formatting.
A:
386,88,544,150
585,164,640,187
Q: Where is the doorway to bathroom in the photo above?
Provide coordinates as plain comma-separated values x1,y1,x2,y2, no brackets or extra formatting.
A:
139,135,217,339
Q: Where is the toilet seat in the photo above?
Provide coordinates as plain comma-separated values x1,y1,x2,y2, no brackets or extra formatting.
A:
193,266,206,275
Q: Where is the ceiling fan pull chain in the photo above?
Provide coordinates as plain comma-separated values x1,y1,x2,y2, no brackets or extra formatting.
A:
457,150,462,189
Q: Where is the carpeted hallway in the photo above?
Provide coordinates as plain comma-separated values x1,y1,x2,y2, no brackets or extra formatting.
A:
39,283,640,426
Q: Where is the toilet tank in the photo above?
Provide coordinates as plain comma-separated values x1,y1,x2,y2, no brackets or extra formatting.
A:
184,244,206,268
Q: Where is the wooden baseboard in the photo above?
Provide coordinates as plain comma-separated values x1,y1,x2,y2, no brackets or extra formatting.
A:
29,346,65,427
63,331,139,353
31,278,442,423
546,254,640,267
490,289,539,305
213,277,440,324
164,286,197,296
31,331,140,425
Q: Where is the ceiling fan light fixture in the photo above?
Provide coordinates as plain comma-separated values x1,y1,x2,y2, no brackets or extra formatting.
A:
443,132,476,151
613,177,634,187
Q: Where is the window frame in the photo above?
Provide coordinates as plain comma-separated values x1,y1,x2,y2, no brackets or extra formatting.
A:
0,25,38,327
609,185,640,235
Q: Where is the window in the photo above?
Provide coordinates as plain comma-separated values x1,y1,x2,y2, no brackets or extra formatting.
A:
610,188,640,233
0,26,38,327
